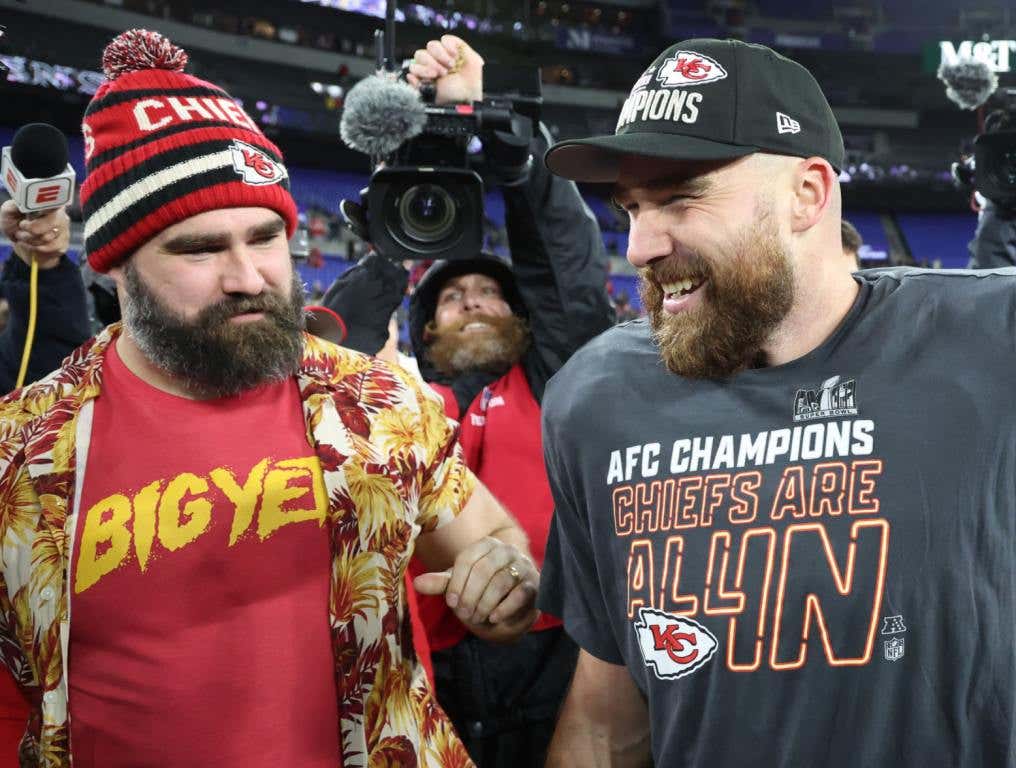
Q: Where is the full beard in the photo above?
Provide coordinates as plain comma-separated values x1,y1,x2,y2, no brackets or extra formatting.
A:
425,314,531,378
638,202,795,379
121,261,306,398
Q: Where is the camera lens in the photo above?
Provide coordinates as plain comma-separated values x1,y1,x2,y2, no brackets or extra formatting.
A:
398,184,457,243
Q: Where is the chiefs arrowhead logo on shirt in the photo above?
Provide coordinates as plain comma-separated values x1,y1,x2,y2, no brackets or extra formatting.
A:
634,607,718,680
230,139,287,186
656,51,728,87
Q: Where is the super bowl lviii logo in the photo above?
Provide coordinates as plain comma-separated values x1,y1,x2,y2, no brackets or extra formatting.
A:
634,607,718,680
793,375,858,422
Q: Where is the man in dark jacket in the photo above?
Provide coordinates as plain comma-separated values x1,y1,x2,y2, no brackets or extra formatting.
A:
322,34,614,767
402,35,614,768
0,200,90,392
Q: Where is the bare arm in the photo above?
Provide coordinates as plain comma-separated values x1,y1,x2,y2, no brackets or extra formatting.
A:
545,649,652,768
414,481,538,642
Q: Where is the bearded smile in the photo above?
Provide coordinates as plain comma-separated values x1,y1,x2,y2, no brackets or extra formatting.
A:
659,277,708,314
637,196,794,379
425,313,532,377
460,321,494,334
652,261,711,315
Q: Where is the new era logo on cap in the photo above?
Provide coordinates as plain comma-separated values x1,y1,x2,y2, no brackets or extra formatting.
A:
656,50,728,87
777,112,801,134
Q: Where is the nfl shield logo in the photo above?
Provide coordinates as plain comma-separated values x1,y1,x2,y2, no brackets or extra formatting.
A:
884,636,905,662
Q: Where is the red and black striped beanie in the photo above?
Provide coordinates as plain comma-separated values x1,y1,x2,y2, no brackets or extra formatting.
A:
80,29,298,273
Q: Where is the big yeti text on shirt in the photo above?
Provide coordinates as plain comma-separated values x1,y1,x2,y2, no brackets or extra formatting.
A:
69,342,340,768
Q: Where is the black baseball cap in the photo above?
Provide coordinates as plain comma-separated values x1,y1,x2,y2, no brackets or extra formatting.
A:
545,39,844,183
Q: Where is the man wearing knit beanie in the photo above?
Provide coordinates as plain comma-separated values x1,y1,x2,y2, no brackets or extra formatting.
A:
0,29,539,768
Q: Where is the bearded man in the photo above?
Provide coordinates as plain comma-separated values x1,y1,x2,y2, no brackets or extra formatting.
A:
0,29,542,768
398,35,614,768
538,39,1015,768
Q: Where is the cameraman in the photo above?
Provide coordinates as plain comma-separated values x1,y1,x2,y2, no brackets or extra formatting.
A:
0,201,89,392
968,198,1016,268
326,35,614,767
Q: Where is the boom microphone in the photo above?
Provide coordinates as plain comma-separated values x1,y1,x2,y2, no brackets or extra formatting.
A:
937,57,998,111
340,72,427,157
1,122,76,214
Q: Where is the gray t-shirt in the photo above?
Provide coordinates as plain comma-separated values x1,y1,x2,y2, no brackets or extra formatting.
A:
538,268,1015,768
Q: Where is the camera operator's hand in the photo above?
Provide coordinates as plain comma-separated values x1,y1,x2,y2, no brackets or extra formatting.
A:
318,251,409,355
407,34,483,105
1,200,70,270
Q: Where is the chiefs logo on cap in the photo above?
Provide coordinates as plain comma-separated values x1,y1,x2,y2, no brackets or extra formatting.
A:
634,607,718,680
656,51,728,87
229,139,287,186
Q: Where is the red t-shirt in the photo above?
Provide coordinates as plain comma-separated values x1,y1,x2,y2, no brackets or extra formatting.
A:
414,363,561,651
69,342,340,767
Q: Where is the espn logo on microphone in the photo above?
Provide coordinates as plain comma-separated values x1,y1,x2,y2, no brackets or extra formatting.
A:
0,146,75,212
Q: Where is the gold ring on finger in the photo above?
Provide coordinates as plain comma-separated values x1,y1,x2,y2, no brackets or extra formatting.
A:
507,564,522,582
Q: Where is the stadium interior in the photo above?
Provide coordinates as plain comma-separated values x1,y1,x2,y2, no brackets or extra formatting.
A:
1,0,1013,317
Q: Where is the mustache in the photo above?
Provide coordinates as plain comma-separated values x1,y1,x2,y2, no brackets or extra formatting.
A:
194,292,295,327
452,314,514,333
644,252,713,283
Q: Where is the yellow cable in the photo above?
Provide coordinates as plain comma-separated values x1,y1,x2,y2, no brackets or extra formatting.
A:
14,256,39,390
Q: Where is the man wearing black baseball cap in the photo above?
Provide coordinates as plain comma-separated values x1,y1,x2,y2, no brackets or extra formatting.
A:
539,39,1015,768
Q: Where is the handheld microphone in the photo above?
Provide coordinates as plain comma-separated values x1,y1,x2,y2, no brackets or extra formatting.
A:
339,73,427,158
1,123,76,214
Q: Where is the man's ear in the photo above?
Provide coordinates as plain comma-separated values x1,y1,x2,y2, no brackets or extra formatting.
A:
107,262,126,290
790,157,837,234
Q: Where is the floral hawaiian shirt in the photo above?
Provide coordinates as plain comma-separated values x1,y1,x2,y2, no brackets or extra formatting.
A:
0,324,477,767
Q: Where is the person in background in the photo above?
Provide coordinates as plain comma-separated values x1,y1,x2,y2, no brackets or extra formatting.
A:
967,198,1016,269
614,291,639,323
323,33,613,768
0,201,89,392
402,35,614,768
841,218,863,269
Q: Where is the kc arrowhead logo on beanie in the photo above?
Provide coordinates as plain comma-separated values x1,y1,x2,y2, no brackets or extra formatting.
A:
79,29,298,273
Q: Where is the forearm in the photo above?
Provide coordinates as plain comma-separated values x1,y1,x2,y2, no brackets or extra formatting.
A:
503,124,613,382
488,521,529,557
545,650,653,768
545,711,652,768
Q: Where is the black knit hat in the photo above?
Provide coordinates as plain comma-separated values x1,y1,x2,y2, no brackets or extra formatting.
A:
408,255,526,382
545,38,844,183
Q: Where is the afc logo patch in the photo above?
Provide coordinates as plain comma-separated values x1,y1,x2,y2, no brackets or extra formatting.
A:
634,607,718,680
229,139,287,186
881,615,906,635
